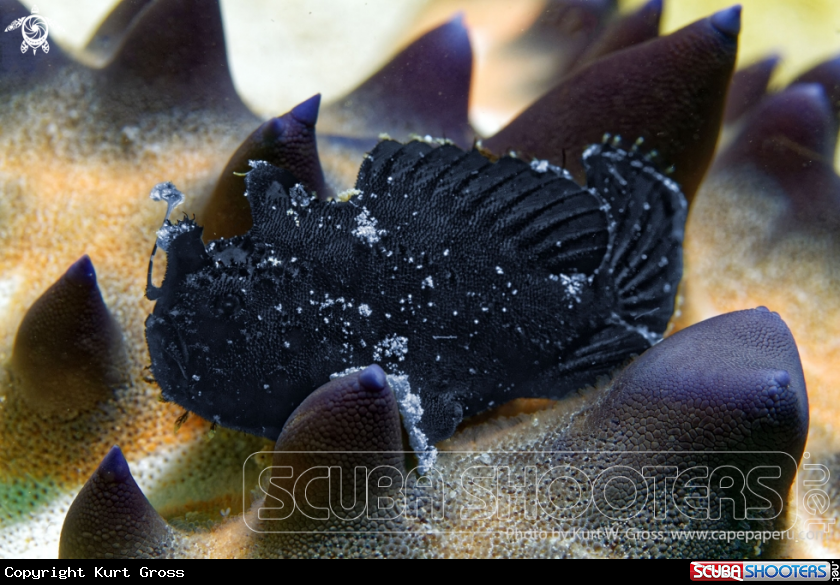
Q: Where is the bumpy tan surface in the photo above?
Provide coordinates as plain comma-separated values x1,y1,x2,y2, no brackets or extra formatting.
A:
1,0,839,559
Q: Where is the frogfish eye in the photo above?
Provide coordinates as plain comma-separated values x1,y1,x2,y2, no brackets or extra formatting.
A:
215,293,242,317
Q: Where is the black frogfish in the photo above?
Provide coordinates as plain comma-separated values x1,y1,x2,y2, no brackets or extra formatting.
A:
145,138,686,467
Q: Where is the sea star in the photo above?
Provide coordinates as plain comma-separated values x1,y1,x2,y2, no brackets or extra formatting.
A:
0,0,838,559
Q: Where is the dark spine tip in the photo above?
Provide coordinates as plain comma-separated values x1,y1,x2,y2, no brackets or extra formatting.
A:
786,53,840,127
267,369,405,528
59,446,172,559
201,96,334,240
620,307,807,452
98,445,131,483
290,93,322,127
359,364,388,393
710,5,742,38
578,308,808,522
717,82,836,193
442,11,468,37
716,80,840,229
63,254,97,287
558,308,807,553
486,7,738,201
275,368,403,453
774,370,792,388
792,81,831,103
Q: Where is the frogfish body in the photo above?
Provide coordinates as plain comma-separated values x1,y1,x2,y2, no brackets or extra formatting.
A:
145,139,686,459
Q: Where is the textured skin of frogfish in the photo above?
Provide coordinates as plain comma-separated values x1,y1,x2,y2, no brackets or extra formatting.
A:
145,139,686,456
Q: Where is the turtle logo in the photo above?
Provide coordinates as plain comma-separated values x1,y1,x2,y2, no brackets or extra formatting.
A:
4,5,53,55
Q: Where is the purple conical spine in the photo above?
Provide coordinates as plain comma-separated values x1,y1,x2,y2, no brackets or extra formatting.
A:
201,94,334,241
59,446,172,559
485,7,740,202
11,256,128,418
